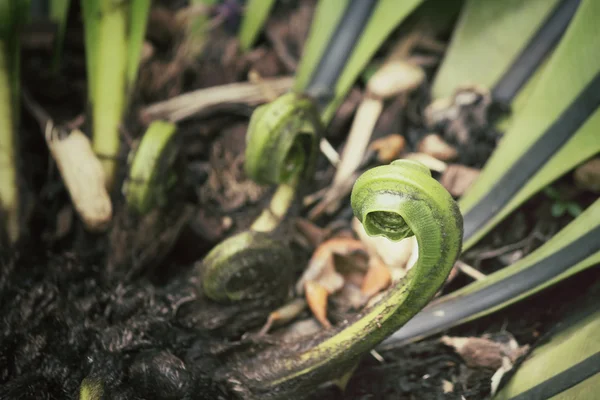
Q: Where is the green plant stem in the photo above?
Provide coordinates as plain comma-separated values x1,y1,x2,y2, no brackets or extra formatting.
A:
88,1,128,188
127,0,150,90
0,0,30,244
83,0,151,189
0,40,19,244
81,0,99,103
250,177,298,232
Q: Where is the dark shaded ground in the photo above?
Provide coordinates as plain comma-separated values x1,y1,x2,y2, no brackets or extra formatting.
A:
1,1,597,399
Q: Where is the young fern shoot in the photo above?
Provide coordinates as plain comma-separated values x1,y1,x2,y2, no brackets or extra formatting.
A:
219,158,463,400
200,92,321,303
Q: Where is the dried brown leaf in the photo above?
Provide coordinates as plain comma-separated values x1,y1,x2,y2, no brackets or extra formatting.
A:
441,164,481,197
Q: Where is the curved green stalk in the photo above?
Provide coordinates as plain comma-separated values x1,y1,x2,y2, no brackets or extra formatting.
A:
198,93,321,303
238,0,277,52
225,159,463,399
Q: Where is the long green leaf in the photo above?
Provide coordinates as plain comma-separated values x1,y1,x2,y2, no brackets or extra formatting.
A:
81,0,100,104
0,0,30,244
50,0,71,71
379,0,600,350
458,0,600,250
293,0,349,92
126,0,151,91
380,198,600,349
465,107,600,250
318,0,423,124
0,41,20,244
432,0,561,100
238,0,277,52
294,0,435,124
494,287,600,399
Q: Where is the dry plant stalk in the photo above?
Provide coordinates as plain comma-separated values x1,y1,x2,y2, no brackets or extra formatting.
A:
22,91,112,232
47,128,113,231
140,76,294,122
403,152,448,172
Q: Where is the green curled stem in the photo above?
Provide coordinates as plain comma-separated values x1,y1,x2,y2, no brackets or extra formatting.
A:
199,92,322,302
226,159,463,399
202,231,294,302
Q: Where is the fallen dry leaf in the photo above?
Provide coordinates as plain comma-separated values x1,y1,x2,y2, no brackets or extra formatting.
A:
418,133,458,161
294,218,328,248
441,164,481,197
369,134,406,163
48,129,112,232
296,237,365,294
491,357,515,397
259,298,307,336
574,157,600,193
140,41,155,65
305,281,331,329
367,61,425,98
403,153,448,173
361,256,392,298
441,334,529,370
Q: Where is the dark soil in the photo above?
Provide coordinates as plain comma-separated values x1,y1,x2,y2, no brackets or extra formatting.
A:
1,1,597,400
